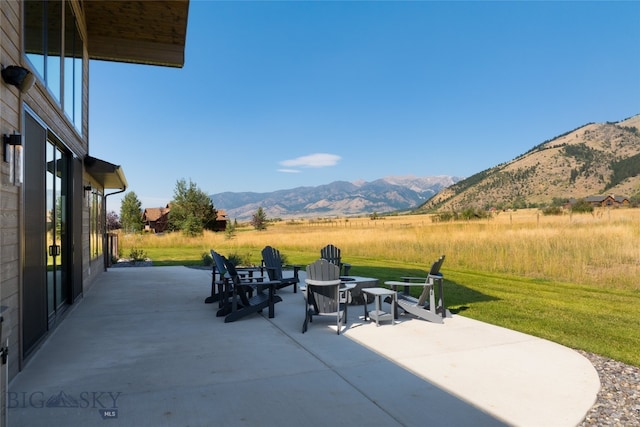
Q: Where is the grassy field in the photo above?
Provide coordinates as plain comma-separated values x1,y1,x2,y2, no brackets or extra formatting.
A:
118,208,640,367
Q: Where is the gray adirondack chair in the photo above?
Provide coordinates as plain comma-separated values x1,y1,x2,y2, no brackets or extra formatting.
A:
212,251,283,323
303,259,349,335
384,255,451,324
261,246,299,293
320,244,351,276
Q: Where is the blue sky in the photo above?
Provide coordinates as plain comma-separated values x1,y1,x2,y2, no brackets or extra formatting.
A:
89,1,640,214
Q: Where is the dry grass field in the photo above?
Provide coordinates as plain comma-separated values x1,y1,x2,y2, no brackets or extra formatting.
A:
120,207,640,366
126,207,639,290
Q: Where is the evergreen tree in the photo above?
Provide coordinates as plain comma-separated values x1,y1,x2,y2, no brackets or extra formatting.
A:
168,179,217,236
120,192,143,233
251,207,268,231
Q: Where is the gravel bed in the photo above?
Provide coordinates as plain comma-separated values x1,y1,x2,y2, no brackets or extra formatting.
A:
577,350,640,426
109,259,153,267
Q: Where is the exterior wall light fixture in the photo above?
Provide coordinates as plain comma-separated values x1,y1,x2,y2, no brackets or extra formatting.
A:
3,133,22,163
4,133,23,184
1,65,36,93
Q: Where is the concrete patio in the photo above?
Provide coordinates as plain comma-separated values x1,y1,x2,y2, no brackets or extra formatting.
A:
8,266,599,427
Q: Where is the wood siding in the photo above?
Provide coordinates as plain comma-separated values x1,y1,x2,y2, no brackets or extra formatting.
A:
0,0,92,387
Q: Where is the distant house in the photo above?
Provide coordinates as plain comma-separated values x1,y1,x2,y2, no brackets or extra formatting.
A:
583,195,630,208
143,206,171,233
142,206,228,232
212,209,229,232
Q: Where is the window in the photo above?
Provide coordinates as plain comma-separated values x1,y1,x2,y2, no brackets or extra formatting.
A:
24,1,84,133
24,1,45,77
89,190,103,259
46,0,62,102
64,1,83,129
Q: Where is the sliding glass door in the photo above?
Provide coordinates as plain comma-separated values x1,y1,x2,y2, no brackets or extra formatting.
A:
46,141,70,321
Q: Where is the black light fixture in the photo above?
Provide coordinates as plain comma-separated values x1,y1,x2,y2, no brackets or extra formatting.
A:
1,65,35,93
4,133,22,162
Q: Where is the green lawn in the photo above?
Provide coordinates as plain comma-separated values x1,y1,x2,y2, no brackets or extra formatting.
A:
140,251,640,367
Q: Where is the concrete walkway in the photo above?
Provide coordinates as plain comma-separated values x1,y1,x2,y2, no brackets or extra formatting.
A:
8,266,599,427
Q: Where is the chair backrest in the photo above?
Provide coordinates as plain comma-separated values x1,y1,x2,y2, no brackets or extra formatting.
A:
211,250,249,305
261,245,284,281
307,258,341,282
305,259,342,314
211,250,228,279
428,255,446,277
320,244,342,267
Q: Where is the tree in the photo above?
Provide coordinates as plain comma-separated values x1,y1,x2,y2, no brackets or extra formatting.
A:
224,220,236,240
251,207,268,231
106,211,121,231
168,179,217,236
120,192,143,233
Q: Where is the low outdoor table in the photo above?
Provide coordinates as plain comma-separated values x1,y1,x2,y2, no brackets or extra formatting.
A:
362,287,397,327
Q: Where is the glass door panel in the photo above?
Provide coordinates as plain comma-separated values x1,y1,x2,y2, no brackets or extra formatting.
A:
46,143,55,316
46,141,69,321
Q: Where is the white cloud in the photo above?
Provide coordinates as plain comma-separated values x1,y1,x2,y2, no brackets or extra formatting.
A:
279,153,341,168
277,169,301,173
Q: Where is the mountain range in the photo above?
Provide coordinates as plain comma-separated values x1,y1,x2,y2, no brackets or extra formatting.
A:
418,114,640,212
210,175,459,220
212,114,640,220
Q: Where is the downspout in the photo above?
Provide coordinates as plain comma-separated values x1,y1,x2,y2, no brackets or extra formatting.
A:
103,186,126,272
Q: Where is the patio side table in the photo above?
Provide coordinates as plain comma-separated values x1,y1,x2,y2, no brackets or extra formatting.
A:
362,288,397,327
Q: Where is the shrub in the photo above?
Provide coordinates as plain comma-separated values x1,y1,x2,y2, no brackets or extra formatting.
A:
461,207,491,220
201,252,213,266
129,248,148,263
571,199,594,214
226,252,253,267
280,253,289,265
542,206,563,216
432,211,455,222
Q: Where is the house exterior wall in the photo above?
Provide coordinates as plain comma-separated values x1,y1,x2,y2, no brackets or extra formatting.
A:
0,3,105,425
1,3,26,425
1,1,187,424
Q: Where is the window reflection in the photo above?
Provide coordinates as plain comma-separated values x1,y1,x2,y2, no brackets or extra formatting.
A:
64,1,83,131
24,1,45,77
90,190,104,259
46,0,62,102
24,0,84,133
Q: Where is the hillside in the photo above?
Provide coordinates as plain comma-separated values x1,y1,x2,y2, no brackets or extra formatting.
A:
418,114,640,212
211,175,459,220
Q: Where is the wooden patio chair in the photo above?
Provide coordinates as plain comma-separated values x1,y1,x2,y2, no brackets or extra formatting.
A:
261,246,300,293
204,249,227,305
303,259,350,335
320,244,351,276
213,251,283,323
384,255,451,324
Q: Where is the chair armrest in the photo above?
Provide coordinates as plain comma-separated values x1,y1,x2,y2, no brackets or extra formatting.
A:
400,276,428,283
305,279,342,286
285,264,302,279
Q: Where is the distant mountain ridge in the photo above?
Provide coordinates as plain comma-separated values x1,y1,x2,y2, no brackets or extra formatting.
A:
212,114,640,220
418,114,640,212
211,175,460,220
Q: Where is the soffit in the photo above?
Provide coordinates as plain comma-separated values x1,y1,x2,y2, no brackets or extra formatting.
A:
83,0,189,68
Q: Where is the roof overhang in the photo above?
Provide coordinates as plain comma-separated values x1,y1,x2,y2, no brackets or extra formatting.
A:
84,0,189,68
85,156,128,191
